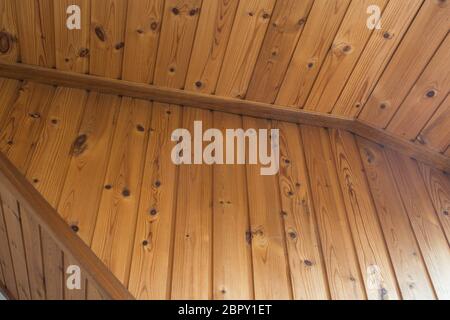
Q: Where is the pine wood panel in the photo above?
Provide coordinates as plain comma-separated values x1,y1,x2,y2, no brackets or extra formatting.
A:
0,193,17,298
40,232,64,299
54,0,90,73
91,97,151,284
0,0,19,62
357,137,436,299
0,78,19,122
122,0,164,83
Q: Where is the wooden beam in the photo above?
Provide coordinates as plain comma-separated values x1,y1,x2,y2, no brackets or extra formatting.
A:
0,62,449,173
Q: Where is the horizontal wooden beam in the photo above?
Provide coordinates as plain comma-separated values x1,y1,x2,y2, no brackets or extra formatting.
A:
0,62,449,173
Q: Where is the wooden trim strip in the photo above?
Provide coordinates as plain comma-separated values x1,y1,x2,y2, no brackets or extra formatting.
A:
0,152,134,300
0,62,448,173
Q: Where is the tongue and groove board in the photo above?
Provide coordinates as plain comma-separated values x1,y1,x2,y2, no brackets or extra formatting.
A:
0,0,19,62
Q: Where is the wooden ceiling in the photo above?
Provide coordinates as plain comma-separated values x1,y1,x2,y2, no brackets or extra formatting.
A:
0,0,449,157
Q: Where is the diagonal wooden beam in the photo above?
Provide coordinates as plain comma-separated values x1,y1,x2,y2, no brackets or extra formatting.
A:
0,62,449,173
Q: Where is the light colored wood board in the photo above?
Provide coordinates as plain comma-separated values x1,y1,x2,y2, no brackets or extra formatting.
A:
0,191,18,298
0,0,20,62
54,0,90,73
417,95,450,153
185,0,239,94
332,0,423,117
305,0,388,113
243,116,292,300
359,1,450,128
386,150,450,299
171,107,213,299
357,137,436,299
212,111,253,300
128,103,181,300
329,129,399,300
25,87,88,207
15,0,55,67
0,78,20,124
153,0,202,88
0,189,31,299
276,0,351,107
0,82,55,173
301,125,365,300
215,0,276,98
63,253,87,300
20,207,46,299
418,164,450,244
246,0,314,103
387,36,450,140
89,0,127,79
58,92,120,245
276,121,329,300
122,0,164,83
91,97,151,285
41,232,63,300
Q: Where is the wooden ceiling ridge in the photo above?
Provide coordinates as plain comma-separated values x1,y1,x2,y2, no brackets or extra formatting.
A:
0,61,449,173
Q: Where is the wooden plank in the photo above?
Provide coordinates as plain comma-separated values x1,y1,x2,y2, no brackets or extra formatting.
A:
305,0,388,113
418,164,450,243
387,36,450,140
15,0,55,67
243,116,292,300
153,0,202,88
276,121,329,300
246,0,314,103
0,82,55,173
0,190,31,299
386,150,450,299
91,97,151,285
185,0,239,94
54,0,90,73
329,129,399,300
212,112,253,300
0,78,20,123
301,126,365,300
276,0,351,108
25,87,88,207
122,0,164,83
128,103,181,300
215,0,276,98
417,95,450,153
357,137,436,299
332,0,423,117
40,232,63,300
359,1,450,128
171,107,213,299
89,0,127,79
0,0,20,62
58,92,120,245
0,257,4,286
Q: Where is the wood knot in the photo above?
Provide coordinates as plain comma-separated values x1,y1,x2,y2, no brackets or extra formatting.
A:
262,12,271,20
195,81,203,88
71,225,79,233
288,230,297,240
150,208,158,216
154,180,161,188
297,18,306,26
29,112,41,119
379,102,388,110
115,42,125,50
79,48,89,57
443,210,449,216
426,90,436,98
95,26,106,42
245,230,252,245
307,62,314,69
189,8,199,16
72,134,88,156
172,7,180,15
142,240,149,246
304,260,313,267
122,188,131,197
0,31,12,54
104,185,112,190
342,44,352,54
32,178,39,184
136,124,145,132
383,32,393,40
150,22,159,31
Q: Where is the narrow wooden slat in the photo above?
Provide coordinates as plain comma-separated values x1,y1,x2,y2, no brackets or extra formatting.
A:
89,0,127,79
0,0,20,62
185,0,239,94
122,0,164,83
213,112,253,300
305,0,388,113
246,0,313,103
386,150,450,299
0,78,20,123
276,0,351,108
419,164,450,243
91,97,151,284
359,1,450,128
58,92,120,245
215,0,276,98
128,103,180,299
0,256,4,286
153,0,202,88
357,137,435,299
54,0,90,73
332,0,424,117
40,232,63,300
171,107,213,299
301,126,365,300
417,95,450,153
329,129,399,300
15,0,55,67
276,121,329,300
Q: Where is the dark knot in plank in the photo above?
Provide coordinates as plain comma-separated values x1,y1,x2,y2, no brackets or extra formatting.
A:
71,134,88,156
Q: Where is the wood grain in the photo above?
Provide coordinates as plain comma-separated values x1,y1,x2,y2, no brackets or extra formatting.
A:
0,0,20,62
